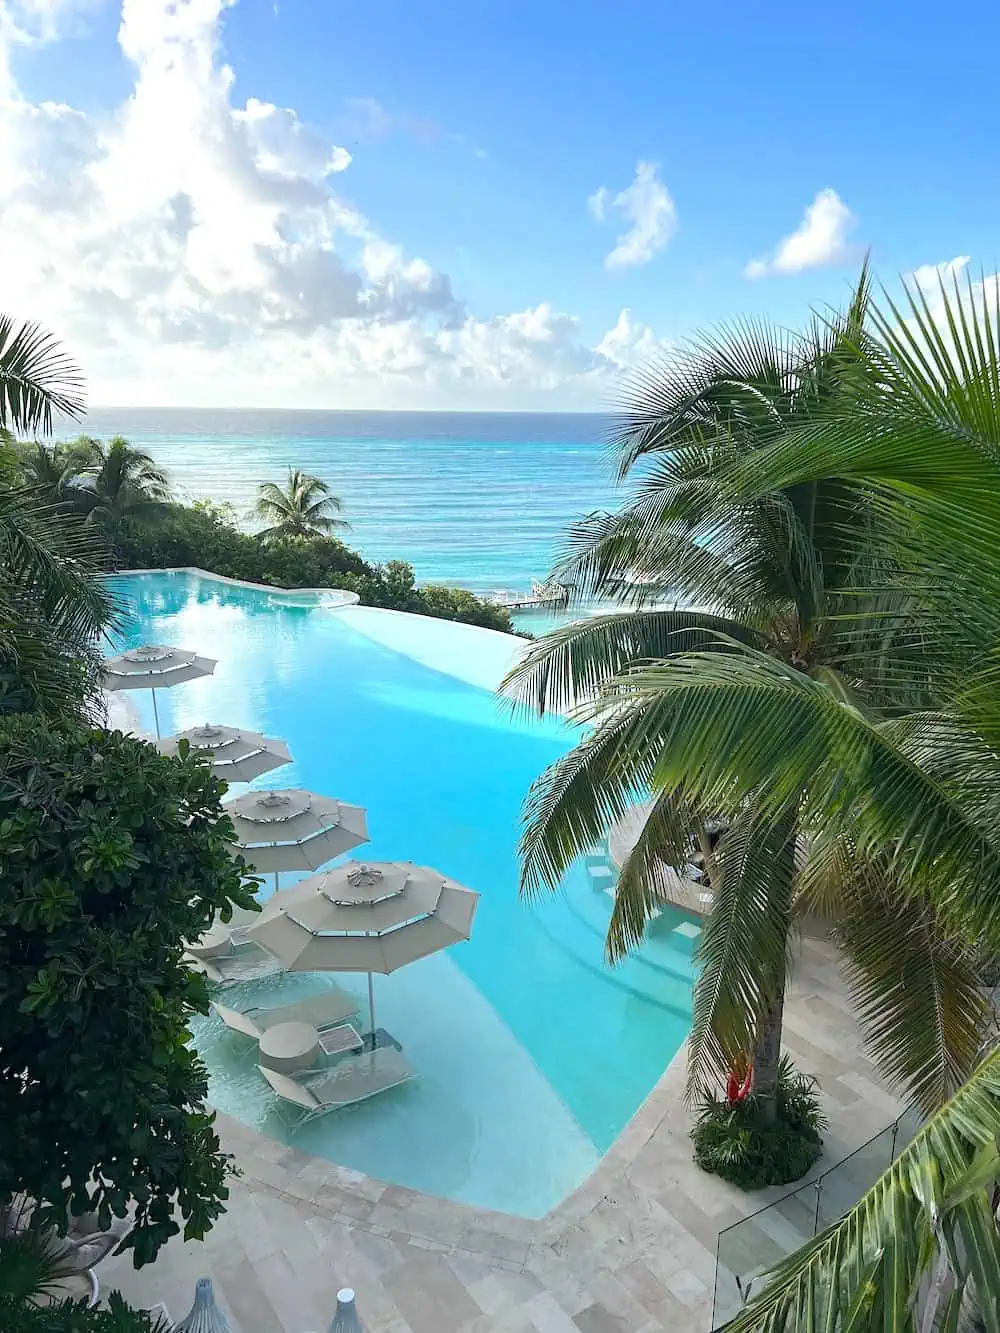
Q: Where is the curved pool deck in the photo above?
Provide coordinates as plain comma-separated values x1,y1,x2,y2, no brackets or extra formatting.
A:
107,570,701,1219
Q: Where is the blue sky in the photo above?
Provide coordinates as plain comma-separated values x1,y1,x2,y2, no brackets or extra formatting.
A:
2,0,996,408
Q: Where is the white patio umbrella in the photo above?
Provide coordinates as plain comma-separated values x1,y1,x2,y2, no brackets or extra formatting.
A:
225,788,369,890
246,860,480,1035
102,644,217,738
157,723,292,784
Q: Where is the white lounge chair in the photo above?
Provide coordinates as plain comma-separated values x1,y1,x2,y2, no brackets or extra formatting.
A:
183,938,283,985
212,989,359,1043
258,1048,417,1125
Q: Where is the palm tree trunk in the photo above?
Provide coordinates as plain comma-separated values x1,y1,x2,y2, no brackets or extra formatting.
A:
754,988,786,1124
753,814,797,1125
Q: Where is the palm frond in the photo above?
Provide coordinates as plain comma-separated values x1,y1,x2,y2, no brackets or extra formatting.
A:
728,1044,1000,1332
500,607,761,716
605,787,696,960
834,864,988,1113
0,316,84,436
686,809,797,1095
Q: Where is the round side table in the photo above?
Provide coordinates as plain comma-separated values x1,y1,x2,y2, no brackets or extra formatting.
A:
258,1021,321,1074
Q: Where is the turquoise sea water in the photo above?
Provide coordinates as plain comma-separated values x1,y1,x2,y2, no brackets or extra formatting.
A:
110,570,697,1217
80,409,620,599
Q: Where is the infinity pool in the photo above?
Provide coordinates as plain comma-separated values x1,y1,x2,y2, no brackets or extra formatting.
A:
109,571,696,1217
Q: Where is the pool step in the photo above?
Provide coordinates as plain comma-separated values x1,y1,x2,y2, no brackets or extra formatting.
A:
670,921,702,957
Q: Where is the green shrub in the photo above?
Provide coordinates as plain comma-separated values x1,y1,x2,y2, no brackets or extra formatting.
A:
692,1058,826,1189
0,1293,168,1332
112,502,518,634
0,716,256,1264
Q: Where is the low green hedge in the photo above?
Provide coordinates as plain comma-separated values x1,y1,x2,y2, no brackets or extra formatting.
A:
111,503,517,635
692,1058,826,1190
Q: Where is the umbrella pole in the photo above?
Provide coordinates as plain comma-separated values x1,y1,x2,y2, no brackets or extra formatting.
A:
367,971,375,1041
151,689,161,739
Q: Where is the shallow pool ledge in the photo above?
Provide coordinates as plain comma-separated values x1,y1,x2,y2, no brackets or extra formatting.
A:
335,604,531,694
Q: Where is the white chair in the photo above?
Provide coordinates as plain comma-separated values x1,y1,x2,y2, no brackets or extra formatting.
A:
258,1048,416,1126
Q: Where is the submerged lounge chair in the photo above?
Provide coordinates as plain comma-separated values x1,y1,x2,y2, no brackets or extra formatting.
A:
212,988,359,1044
258,1048,417,1125
183,938,283,986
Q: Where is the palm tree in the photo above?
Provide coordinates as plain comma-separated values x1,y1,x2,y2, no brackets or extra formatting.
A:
699,270,1000,1330
255,469,350,543
0,315,84,437
502,270,987,1120
0,320,116,718
68,435,169,529
14,437,97,507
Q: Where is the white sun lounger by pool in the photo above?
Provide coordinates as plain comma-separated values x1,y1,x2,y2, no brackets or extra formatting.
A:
212,989,359,1041
258,1048,417,1124
183,938,282,986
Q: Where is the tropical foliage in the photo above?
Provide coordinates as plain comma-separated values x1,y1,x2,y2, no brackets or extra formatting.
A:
0,715,257,1266
0,321,115,720
12,440,94,508
255,467,349,541
502,270,1000,1157
0,317,83,437
64,436,168,530
504,269,1000,1312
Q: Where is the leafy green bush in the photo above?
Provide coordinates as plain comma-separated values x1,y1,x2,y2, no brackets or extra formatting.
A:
113,502,369,582
112,501,517,634
0,716,256,1264
0,1293,168,1333
692,1058,826,1189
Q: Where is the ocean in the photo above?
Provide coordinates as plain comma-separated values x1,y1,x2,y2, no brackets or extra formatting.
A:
74,409,622,597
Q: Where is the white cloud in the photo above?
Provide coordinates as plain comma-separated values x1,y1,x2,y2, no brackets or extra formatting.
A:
744,189,857,279
589,162,677,270
908,255,971,296
0,0,667,408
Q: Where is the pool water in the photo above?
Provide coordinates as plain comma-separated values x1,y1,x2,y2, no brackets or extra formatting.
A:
108,571,697,1217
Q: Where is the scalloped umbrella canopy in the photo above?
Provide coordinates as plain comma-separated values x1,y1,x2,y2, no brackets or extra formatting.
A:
157,722,292,784
174,1278,232,1333
224,788,369,875
101,644,216,738
247,860,480,1033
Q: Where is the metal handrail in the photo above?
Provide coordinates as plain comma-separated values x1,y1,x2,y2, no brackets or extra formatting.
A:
711,1105,920,1328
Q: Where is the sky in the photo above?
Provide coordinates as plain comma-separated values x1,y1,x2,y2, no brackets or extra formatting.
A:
1,0,997,410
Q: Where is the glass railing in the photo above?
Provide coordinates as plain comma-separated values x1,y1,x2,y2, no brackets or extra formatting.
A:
711,1106,922,1328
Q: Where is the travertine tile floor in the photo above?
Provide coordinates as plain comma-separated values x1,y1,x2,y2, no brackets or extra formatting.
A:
102,936,902,1333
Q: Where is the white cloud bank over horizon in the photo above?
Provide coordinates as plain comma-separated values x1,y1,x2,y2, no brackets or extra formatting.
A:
745,188,858,279
0,0,667,410
588,162,677,270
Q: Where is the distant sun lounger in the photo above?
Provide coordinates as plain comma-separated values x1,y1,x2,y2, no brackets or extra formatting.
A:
212,988,359,1042
183,938,283,986
258,1048,417,1124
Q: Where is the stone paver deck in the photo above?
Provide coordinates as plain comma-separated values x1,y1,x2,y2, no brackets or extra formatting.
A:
101,935,901,1333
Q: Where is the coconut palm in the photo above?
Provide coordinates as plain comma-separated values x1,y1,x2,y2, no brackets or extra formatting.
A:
68,435,169,529
14,437,98,507
255,469,350,543
656,271,1000,1328
0,315,84,437
502,269,988,1120
0,322,116,718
